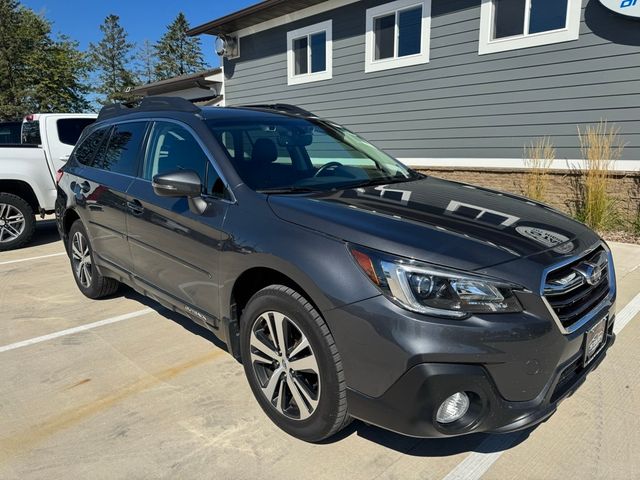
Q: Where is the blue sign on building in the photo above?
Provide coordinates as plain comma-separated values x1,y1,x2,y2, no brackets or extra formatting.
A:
600,0,640,17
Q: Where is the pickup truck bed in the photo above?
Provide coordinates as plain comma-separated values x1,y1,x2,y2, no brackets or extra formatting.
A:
0,113,95,250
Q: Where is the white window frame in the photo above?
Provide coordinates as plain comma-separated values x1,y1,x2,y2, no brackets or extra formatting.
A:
287,20,333,85
365,0,431,73
478,0,582,55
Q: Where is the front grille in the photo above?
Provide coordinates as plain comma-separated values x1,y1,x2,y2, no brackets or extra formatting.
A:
543,247,610,330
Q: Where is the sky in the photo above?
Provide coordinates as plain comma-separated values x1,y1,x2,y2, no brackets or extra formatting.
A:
20,0,259,68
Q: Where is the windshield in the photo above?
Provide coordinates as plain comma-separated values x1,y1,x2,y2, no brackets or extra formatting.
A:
206,117,419,192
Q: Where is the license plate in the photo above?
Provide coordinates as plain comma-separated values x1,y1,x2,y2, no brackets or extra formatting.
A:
583,317,607,366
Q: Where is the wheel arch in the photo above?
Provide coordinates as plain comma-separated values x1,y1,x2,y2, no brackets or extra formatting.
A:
225,265,329,360
62,208,81,235
0,180,40,213
58,207,81,254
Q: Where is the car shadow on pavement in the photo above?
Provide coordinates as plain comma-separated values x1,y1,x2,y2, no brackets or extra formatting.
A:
31,219,63,247
321,420,534,456
120,286,229,353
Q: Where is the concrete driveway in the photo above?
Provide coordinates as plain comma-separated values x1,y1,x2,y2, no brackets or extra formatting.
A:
1,220,639,480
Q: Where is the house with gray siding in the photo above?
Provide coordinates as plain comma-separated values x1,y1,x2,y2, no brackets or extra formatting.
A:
189,0,640,219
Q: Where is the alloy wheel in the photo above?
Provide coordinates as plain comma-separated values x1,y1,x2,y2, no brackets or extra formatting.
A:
0,204,26,243
71,231,92,288
249,311,321,420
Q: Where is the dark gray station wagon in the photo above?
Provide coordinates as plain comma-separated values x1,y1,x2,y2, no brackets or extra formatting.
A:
56,97,615,442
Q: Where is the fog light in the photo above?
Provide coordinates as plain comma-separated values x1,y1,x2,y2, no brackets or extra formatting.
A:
436,392,470,424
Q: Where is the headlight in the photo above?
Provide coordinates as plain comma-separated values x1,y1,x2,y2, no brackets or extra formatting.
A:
350,246,522,318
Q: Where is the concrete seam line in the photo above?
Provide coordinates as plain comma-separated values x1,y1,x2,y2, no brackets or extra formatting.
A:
441,292,640,480
0,308,154,354
0,252,66,266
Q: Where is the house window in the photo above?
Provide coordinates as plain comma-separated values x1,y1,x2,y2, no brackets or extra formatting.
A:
287,20,332,85
479,0,582,55
365,0,431,73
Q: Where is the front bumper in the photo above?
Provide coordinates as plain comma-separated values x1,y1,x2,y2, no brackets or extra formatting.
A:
324,286,616,438
346,325,614,437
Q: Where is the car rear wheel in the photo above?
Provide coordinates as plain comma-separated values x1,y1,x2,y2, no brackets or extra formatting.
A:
240,285,351,442
68,220,119,298
0,193,35,251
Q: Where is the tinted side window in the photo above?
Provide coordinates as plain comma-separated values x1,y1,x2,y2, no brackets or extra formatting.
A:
144,122,208,181
21,121,41,145
57,118,96,146
206,162,226,197
99,122,147,176
73,127,110,166
144,122,221,195
0,122,21,144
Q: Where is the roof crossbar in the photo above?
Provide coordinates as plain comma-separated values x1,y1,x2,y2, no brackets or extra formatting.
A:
97,96,202,121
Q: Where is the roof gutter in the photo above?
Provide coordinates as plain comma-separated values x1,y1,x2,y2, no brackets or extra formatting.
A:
187,0,290,36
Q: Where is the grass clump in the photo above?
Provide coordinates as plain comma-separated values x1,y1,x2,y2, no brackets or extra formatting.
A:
577,121,624,231
523,137,555,202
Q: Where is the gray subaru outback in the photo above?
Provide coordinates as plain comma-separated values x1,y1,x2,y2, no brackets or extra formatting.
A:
56,98,615,442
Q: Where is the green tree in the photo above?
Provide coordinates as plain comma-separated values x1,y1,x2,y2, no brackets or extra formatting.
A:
0,0,89,119
135,39,157,84
90,14,136,104
23,34,91,113
154,12,207,80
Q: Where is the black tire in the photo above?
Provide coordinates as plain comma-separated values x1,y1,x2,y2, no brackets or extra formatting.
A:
240,285,351,442
0,193,35,251
68,220,119,299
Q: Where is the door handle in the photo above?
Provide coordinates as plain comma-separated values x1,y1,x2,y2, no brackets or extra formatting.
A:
60,154,70,162
127,200,145,216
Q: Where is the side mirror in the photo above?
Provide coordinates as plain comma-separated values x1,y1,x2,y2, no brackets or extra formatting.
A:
152,170,202,198
152,169,208,215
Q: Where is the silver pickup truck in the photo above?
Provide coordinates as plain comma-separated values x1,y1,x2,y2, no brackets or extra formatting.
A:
0,113,96,250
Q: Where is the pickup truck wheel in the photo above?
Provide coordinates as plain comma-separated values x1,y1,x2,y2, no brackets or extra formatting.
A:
240,285,351,442
68,220,119,298
0,193,35,251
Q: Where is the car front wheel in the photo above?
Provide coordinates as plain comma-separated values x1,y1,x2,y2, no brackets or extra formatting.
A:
240,285,351,442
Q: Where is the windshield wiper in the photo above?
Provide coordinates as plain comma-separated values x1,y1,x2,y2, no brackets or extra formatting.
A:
339,176,415,190
256,186,320,194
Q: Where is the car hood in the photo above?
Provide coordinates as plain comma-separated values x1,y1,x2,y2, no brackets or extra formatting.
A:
267,176,600,271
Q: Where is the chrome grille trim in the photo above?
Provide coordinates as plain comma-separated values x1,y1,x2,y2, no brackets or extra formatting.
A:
541,244,616,335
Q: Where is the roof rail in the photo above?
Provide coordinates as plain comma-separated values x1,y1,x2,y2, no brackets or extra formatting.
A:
97,96,202,121
239,104,317,117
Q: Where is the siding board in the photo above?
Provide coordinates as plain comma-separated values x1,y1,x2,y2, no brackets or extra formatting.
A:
228,54,640,94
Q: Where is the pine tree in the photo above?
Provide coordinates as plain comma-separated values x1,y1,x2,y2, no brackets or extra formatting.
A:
0,0,90,119
135,39,157,84
89,14,136,104
154,12,207,80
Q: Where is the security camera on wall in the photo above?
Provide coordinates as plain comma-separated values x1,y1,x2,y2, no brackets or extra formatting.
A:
215,35,239,59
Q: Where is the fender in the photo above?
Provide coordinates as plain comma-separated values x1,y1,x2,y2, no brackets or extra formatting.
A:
0,148,56,211
218,203,381,323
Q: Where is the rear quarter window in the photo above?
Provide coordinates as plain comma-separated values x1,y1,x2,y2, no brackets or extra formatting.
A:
98,122,147,176
57,118,96,146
